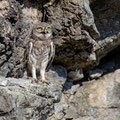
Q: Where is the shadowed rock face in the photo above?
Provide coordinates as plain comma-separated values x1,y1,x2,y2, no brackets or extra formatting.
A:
48,68,120,120
46,0,100,69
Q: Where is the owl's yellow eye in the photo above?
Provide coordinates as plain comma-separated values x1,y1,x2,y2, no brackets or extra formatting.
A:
37,27,42,31
47,27,50,31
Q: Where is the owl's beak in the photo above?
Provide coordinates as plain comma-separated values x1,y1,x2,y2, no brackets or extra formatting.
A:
44,30,47,33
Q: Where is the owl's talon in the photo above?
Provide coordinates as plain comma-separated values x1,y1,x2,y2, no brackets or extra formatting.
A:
45,76,49,80
41,79,50,84
29,77,38,83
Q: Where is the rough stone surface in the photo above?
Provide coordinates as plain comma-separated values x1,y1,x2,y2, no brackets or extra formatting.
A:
0,65,67,120
48,68,120,120
88,68,103,79
0,0,120,120
88,69,120,108
46,0,100,70
0,88,13,114
68,69,84,81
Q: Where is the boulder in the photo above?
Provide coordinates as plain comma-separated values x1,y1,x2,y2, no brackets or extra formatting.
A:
0,65,67,119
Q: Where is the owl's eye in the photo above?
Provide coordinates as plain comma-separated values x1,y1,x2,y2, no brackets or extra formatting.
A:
37,27,42,31
47,27,50,31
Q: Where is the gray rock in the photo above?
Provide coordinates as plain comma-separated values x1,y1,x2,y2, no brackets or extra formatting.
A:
88,69,120,108
0,65,67,119
0,88,13,114
75,109,120,120
55,112,64,120
68,69,84,81
64,106,79,119
81,0,100,38
101,61,115,72
47,69,120,119
88,68,103,79
0,0,120,78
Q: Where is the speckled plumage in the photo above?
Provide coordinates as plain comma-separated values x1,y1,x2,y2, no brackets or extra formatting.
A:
26,22,55,83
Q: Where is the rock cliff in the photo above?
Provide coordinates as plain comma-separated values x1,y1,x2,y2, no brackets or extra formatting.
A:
0,0,120,120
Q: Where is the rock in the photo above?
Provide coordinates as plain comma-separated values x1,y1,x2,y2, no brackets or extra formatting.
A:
68,69,120,111
88,69,120,108
56,69,120,119
55,112,64,120
64,106,79,119
0,65,67,119
0,1,9,17
69,84,80,95
0,88,13,113
101,61,115,73
81,0,100,38
74,109,120,120
46,0,100,70
63,81,73,91
88,68,103,79
46,65,120,120
68,69,84,81
91,0,120,66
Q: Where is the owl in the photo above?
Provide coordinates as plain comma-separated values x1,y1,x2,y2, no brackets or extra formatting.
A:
26,22,55,83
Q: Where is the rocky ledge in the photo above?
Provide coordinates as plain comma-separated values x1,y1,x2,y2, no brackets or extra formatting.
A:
0,66,67,120
47,68,120,120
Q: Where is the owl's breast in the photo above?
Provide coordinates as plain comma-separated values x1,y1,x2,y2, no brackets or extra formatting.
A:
33,45,50,58
27,40,51,66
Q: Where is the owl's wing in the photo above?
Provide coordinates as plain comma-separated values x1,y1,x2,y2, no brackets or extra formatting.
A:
29,42,33,54
24,41,33,63
46,41,55,72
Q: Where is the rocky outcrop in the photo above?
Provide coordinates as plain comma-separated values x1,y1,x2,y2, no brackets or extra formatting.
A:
91,0,120,64
48,68,120,120
0,0,120,120
45,0,100,70
0,65,67,119
0,0,120,77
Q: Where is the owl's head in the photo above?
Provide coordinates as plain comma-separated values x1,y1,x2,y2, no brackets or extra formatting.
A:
32,22,52,40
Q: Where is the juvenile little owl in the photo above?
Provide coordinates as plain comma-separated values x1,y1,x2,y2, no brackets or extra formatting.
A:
26,22,55,83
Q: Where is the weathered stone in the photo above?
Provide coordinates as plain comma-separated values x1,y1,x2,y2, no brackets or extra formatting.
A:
74,109,120,120
69,84,80,95
0,88,13,114
64,106,79,119
68,69,84,81
88,68,103,79
1,0,120,120
45,0,100,70
88,69,120,108
55,112,64,120
0,1,9,17
101,61,115,73
0,65,67,119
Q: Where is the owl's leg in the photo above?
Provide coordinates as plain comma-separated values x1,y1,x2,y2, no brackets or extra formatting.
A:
40,69,50,84
40,69,45,80
40,62,50,84
31,66,38,83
